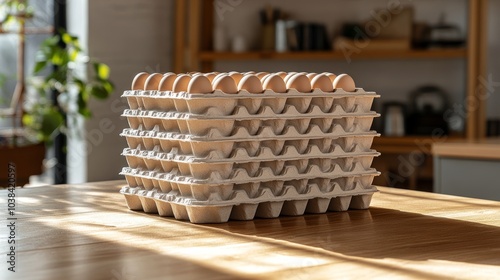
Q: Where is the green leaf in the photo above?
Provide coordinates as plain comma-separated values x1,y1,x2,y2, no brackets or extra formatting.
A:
22,114,35,127
5,14,14,25
33,60,47,73
77,90,91,118
51,50,62,65
62,32,73,45
42,35,60,48
69,48,78,61
89,84,109,99
51,49,68,66
94,62,110,80
73,78,85,93
102,80,115,94
78,107,92,118
40,108,64,140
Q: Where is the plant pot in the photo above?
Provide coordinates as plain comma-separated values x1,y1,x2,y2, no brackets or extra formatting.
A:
0,142,45,187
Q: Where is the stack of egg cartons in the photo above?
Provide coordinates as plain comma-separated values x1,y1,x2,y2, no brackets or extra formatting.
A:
120,71,380,223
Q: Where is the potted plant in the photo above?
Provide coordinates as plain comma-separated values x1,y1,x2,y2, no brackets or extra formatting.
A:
23,29,114,142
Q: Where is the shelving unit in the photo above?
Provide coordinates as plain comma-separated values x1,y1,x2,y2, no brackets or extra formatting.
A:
172,0,488,190
198,49,467,61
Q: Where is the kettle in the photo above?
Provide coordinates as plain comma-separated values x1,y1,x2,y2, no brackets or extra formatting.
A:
382,102,406,136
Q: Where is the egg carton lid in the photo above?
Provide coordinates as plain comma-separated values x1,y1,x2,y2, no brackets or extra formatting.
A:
120,163,380,186
122,181,377,207
122,88,379,99
121,124,380,142
122,105,379,120
122,143,380,164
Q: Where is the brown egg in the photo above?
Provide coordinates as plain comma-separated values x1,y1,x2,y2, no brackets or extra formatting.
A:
322,72,337,82
158,73,177,91
260,74,272,84
172,74,192,92
131,72,150,90
144,73,163,90
333,74,356,92
306,73,318,80
263,74,287,93
229,72,244,84
311,74,334,92
256,72,269,80
275,71,287,79
213,75,238,94
238,74,263,93
214,73,228,80
286,73,312,92
284,72,298,83
204,72,217,82
188,75,213,94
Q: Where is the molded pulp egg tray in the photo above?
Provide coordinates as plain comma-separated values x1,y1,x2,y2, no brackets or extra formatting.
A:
119,72,381,223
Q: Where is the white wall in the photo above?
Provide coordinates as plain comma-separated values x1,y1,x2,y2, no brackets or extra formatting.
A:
67,0,89,184
85,0,173,182
67,0,173,183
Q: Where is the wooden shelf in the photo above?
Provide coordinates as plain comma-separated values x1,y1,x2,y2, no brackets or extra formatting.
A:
198,49,467,62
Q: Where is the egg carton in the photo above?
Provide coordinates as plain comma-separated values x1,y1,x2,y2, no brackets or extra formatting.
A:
121,124,378,154
120,157,378,187
124,148,377,178
123,101,376,123
123,129,378,158
120,173,376,206
122,88,378,116
121,169,379,202
124,154,376,179
122,96,375,123
123,140,379,168
119,179,377,223
123,108,377,136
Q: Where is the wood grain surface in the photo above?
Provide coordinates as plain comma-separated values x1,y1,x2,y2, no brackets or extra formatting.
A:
1,181,500,279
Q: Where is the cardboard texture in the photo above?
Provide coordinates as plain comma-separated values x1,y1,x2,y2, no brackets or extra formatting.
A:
119,72,381,223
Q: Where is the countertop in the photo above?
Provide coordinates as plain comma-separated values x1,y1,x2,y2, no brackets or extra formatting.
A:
432,138,500,160
2,180,500,279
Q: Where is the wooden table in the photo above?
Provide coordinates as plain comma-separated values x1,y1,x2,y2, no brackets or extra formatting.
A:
2,181,500,279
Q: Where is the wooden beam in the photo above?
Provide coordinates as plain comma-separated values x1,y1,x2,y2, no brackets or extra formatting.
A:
466,0,479,140
173,0,186,73
477,0,489,138
201,0,214,72
466,0,489,140
188,0,202,71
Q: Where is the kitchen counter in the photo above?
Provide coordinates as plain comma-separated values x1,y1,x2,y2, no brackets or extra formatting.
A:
2,180,500,279
433,138,500,200
432,138,500,160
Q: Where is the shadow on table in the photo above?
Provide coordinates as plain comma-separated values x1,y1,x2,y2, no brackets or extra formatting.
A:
205,207,500,267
